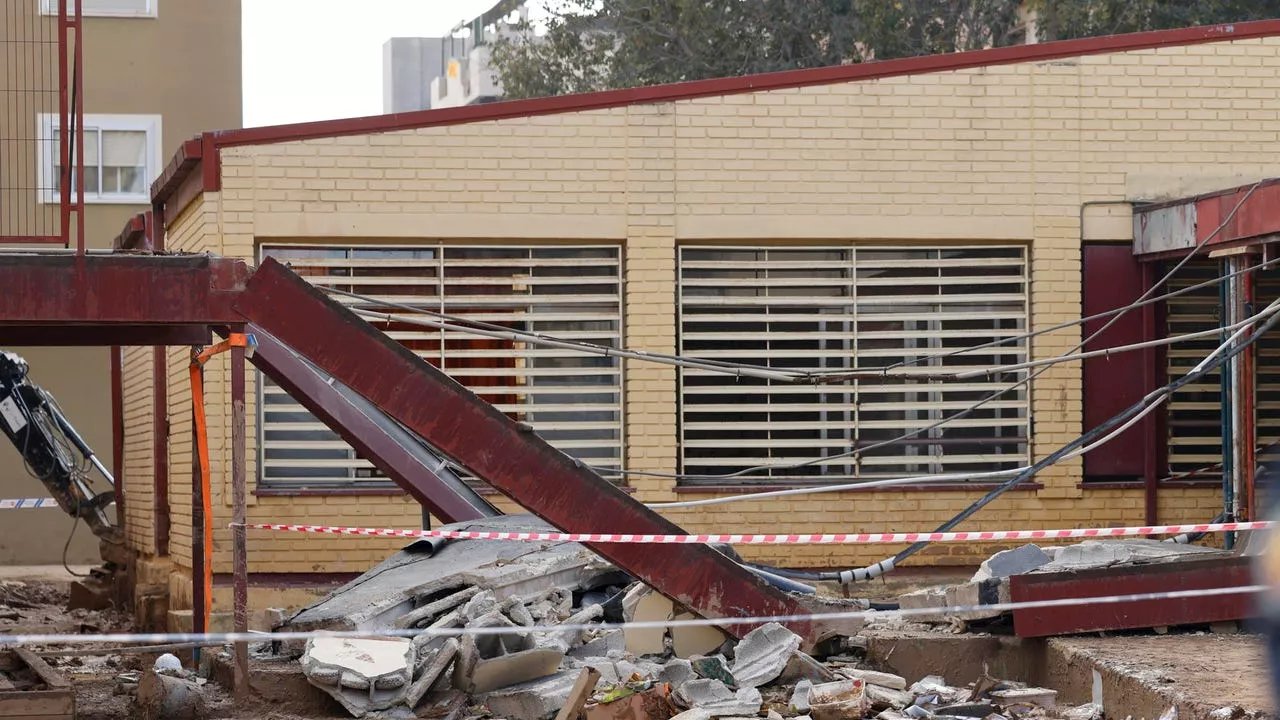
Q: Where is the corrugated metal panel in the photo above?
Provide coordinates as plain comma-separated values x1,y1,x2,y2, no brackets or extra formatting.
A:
677,246,1030,484
258,244,623,488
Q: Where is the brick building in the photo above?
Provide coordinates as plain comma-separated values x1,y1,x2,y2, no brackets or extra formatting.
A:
128,21,1280,619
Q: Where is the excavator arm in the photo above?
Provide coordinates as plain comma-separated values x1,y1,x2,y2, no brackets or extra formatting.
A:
0,351,120,544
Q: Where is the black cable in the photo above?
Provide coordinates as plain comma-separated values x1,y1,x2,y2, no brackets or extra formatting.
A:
758,302,1280,582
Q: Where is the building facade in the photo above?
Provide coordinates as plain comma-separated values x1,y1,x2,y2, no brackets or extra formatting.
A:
134,21,1280,621
0,0,242,564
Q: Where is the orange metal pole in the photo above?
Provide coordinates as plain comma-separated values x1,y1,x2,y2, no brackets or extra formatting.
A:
189,356,213,648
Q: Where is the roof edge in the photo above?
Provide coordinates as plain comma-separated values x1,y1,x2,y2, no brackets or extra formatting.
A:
153,18,1280,204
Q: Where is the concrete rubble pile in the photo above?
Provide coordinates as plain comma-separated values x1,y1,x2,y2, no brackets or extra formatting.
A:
251,517,1109,720
893,539,1227,626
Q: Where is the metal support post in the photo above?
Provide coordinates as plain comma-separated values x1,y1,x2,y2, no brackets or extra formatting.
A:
230,337,249,696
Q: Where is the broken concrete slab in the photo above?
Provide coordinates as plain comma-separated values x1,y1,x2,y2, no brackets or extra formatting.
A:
394,587,479,629
865,684,913,711
283,516,616,634
469,647,564,694
671,612,729,658
731,623,802,688
623,585,674,656
658,658,696,692
675,679,763,716
1037,539,1222,573
404,638,459,709
971,544,1050,583
778,651,836,684
301,637,415,717
476,670,579,720
833,669,906,691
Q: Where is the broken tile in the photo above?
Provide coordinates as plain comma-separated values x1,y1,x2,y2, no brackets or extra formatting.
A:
834,669,906,691
690,655,735,686
671,612,729,658
301,637,416,717
730,623,802,688
623,585,674,656
778,651,836,684
477,670,580,720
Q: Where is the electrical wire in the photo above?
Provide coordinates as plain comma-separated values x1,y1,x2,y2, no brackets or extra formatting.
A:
763,291,1280,583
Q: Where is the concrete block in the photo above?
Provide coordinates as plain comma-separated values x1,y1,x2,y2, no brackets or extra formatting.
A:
658,658,696,692
731,622,802,688
477,670,579,720
778,651,836,684
790,680,813,712
623,585,673,656
569,630,625,659
301,637,415,717
675,679,762,716
894,587,948,623
671,612,729,658
469,648,565,695
834,669,905,691
971,544,1050,583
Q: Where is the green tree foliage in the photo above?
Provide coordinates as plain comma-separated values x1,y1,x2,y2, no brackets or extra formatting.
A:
1031,0,1280,41
488,0,1280,101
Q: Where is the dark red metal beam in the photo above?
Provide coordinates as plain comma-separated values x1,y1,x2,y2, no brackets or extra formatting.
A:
0,254,250,326
0,325,211,346
1009,556,1254,637
246,326,498,524
233,258,832,645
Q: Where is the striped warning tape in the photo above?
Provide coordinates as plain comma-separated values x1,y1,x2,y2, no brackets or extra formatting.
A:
242,520,1275,545
0,584,1265,647
0,498,59,509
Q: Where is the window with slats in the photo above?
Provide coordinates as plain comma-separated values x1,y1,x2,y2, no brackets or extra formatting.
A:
258,244,623,489
1166,261,1280,475
677,246,1029,484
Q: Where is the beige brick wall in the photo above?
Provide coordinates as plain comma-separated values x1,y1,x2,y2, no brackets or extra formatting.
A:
134,35,1280,596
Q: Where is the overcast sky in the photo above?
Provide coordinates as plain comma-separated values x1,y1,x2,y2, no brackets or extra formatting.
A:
241,0,500,127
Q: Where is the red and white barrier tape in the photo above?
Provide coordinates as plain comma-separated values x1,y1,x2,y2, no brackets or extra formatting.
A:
243,520,1274,545
0,498,59,509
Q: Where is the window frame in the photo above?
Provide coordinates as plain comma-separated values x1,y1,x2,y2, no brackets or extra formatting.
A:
40,0,158,18
36,113,162,205
676,244,1031,486
254,242,626,492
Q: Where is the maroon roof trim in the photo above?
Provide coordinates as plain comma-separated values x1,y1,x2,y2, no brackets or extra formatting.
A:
151,20,1280,204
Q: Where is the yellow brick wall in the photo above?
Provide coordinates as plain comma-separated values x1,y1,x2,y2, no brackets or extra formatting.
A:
132,35,1280,592
120,346,154,554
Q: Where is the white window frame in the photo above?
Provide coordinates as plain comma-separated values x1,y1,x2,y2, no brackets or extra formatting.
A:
37,113,162,205
40,0,158,18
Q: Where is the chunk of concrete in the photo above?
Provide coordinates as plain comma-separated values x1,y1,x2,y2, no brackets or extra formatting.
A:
990,687,1057,708
476,670,579,720
462,590,499,621
866,684,913,711
404,638,459,709
616,659,666,682
790,680,813,713
541,603,605,653
834,669,906,691
137,670,205,720
658,658,697,692
778,651,836,684
301,637,415,717
672,710,714,720
623,585,674,656
730,622,802,688
971,544,1051,583
671,612,729,658
893,587,949,624
469,648,565,694
676,679,762,716
394,587,480,629
908,675,969,704
1039,539,1221,573
570,630,625,659
690,655,735,686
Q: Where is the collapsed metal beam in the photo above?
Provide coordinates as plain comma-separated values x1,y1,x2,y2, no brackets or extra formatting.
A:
247,326,499,524
235,258,828,645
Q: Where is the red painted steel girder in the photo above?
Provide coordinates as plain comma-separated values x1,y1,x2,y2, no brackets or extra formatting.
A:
234,258,831,645
0,324,211,346
1009,556,1253,637
246,325,499,524
0,254,249,328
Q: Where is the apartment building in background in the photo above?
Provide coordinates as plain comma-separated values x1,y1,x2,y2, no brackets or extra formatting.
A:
383,0,525,112
0,0,242,565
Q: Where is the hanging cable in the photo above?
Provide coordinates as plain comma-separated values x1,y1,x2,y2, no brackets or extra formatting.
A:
760,293,1280,582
